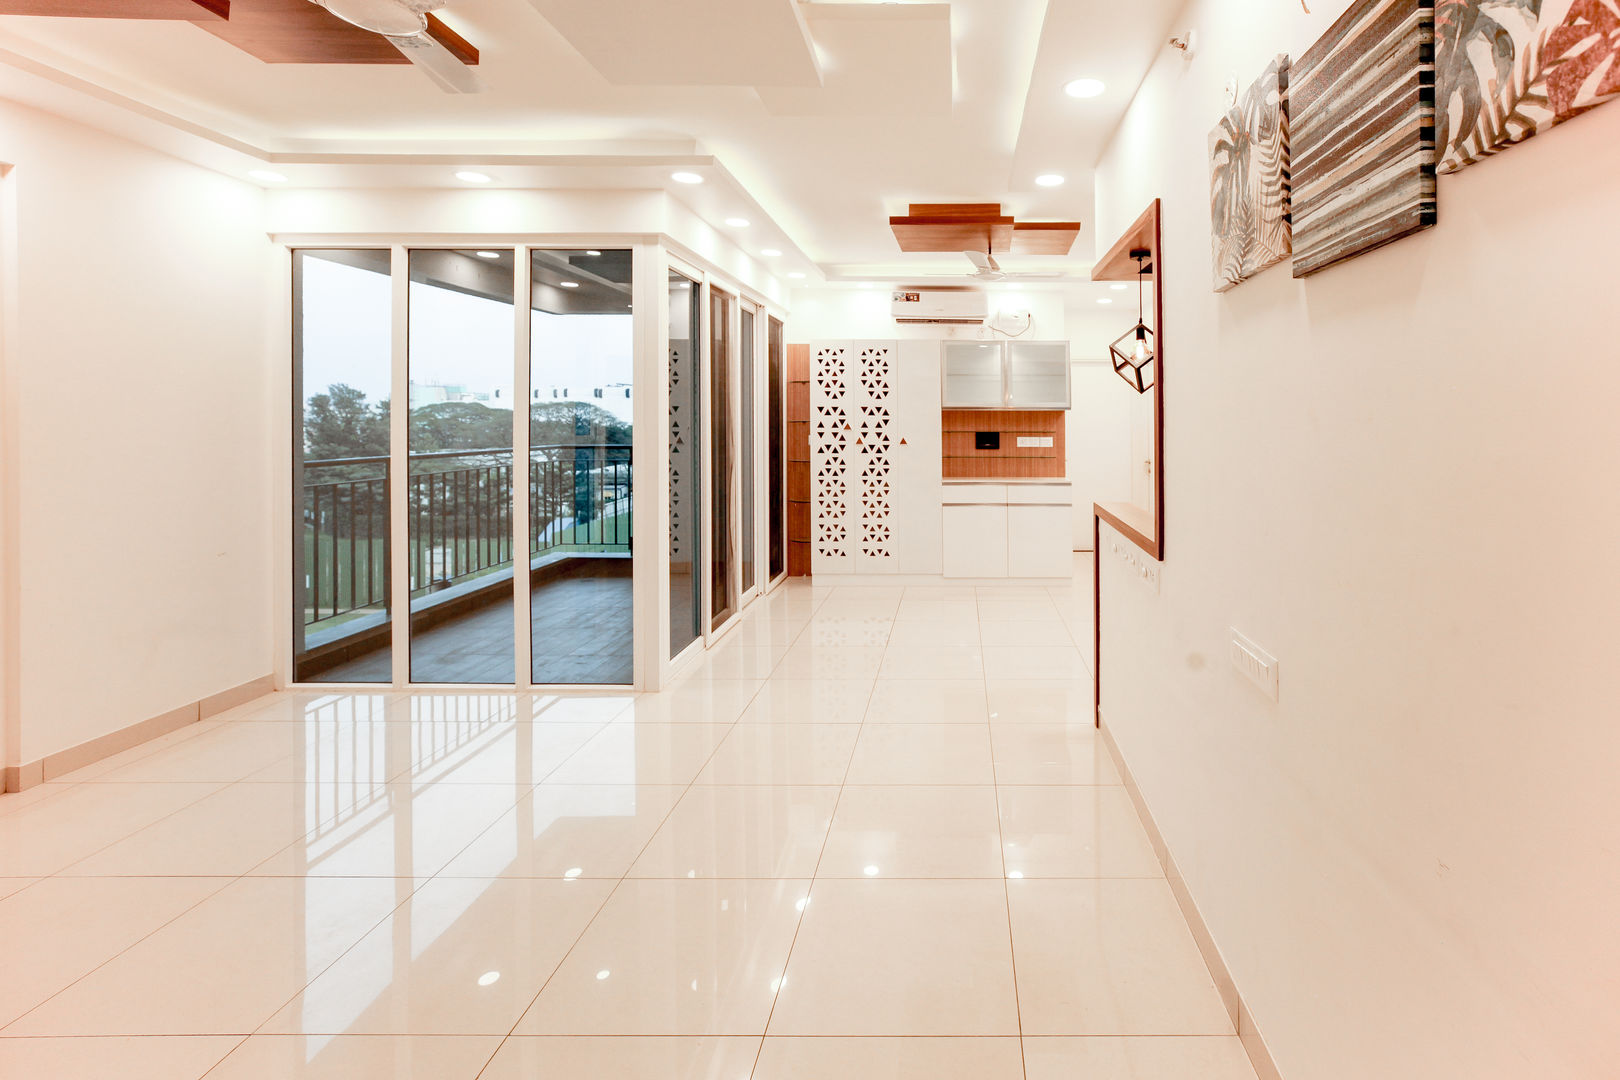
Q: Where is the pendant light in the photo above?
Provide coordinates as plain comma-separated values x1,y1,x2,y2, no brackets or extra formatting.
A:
1109,249,1155,394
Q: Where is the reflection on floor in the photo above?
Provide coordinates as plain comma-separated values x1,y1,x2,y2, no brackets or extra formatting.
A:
317,574,633,686
0,558,1258,1080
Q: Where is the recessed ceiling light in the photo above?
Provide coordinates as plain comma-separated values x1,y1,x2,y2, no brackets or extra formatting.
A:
761,249,782,258
596,969,611,980
1065,77,1106,98
248,169,286,184
1110,283,1128,291
477,971,501,986
455,171,491,184
671,171,704,184
1035,173,1066,187
725,217,750,228
474,250,500,259
1006,282,1024,290
1097,297,1113,304
585,249,602,257
864,865,880,876
787,272,806,279
858,282,875,289
559,281,580,288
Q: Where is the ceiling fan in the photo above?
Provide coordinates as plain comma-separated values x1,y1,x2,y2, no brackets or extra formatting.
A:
307,0,480,91
962,247,1066,282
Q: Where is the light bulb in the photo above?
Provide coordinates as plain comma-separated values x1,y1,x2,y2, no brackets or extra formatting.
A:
1133,335,1149,364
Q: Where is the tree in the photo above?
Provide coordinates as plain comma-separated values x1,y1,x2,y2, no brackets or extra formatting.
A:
304,383,388,460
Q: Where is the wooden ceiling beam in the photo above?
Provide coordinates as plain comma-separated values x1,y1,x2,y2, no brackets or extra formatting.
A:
0,0,226,18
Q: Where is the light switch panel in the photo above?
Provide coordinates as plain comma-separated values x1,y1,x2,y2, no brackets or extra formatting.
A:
1016,436,1054,448
1230,629,1279,702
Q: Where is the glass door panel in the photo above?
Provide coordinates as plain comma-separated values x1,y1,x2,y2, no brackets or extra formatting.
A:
709,288,737,631
292,249,393,683
529,248,634,684
740,304,757,596
407,249,516,684
768,315,785,580
669,268,703,658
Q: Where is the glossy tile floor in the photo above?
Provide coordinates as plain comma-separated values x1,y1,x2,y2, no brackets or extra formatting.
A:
0,561,1257,1079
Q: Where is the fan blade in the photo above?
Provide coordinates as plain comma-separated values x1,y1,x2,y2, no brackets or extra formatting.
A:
388,29,482,92
963,249,995,272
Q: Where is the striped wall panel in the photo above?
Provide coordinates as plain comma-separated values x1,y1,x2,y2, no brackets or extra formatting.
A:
1291,0,1437,278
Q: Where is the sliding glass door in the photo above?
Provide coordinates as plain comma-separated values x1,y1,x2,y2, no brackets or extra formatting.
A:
528,249,634,684
709,287,737,631
669,267,703,658
291,249,394,683
768,315,786,581
406,249,517,685
740,302,757,597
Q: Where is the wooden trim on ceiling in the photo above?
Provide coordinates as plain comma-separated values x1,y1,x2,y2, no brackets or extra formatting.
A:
0,0,227,16
1091,200,1161,282
425,13,479,66
1010,221,1083,255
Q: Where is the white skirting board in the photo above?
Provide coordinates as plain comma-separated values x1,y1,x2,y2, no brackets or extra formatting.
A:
1099,709,1285,1080
807,574,1072,588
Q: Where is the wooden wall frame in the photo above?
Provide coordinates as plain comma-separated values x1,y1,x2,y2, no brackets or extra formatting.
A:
1090,199,1164,726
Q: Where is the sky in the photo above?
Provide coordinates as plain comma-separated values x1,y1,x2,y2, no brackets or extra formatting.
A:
299,254,635,424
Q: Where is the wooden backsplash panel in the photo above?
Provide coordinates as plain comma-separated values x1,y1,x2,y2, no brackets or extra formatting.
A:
941,409,1065,478
787,344,812,575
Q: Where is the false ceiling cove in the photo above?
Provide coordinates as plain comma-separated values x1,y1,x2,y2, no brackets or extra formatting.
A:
889,204,1082,256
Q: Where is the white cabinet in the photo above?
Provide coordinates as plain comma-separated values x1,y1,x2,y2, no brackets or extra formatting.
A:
943,504,1009,578
940,341,1071,409
943,482,1072,579
1007,505,1073,577
810,339,942,576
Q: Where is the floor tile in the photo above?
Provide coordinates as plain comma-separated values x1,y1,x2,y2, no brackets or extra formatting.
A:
0,1037,240,1080
436,784,682,879
981,645,1089,681
0,876,36,901
482,1035,763,1079
543,723,732,785
978,618,1076,647
739,680,874,724
754,1036,1024,1079
244,782,524,879
1008,879,1234,1035
773,644,886,681
976,597,1059,621
846,725,995,785
694,724,860,785
893,598,978,622
865,680,988,724
884,619,981,648
769,879,1019,1035
207,1035,500,1079
798,616,893,648
0,876,227,1027
720,616,810,650
985,680,1095,724
998,786,1161,878
1022,1036,1257,1079
629,786,838,879
516,878,808,1034
521,692,638,725
818,786,1002,878
615,682,763,725
878,645,984,680
990,724,1119,785
6,877,406,1035
686,642,787,680
0,781,227,876
263,878,613,1035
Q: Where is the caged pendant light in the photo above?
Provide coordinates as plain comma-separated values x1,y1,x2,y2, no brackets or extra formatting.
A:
1110,249,1155,394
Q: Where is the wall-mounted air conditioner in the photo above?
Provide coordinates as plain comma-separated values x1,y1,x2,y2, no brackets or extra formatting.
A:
891,288,987,324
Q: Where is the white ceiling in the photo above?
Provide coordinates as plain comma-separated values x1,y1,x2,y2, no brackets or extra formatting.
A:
0,0,1185,281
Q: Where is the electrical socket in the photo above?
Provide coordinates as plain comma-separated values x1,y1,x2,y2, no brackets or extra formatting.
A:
1229,629,1279,702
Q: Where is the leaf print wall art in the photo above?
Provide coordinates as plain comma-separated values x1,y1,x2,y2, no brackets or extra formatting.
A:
1209,55,1291,293
1436,0,1620,174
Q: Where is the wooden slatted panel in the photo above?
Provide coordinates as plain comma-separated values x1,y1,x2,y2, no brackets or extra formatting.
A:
941,409,1065,479
786,344,812,575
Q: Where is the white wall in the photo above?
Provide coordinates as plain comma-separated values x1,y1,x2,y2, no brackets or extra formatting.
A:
1094,3,1620,1078
0,98,274,765
1065,302,1137,547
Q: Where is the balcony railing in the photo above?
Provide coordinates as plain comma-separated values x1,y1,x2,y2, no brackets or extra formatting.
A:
300,444,631,632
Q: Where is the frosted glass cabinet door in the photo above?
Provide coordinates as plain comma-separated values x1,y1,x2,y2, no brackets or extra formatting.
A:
942,342,1005,408
1005,342,1071,408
